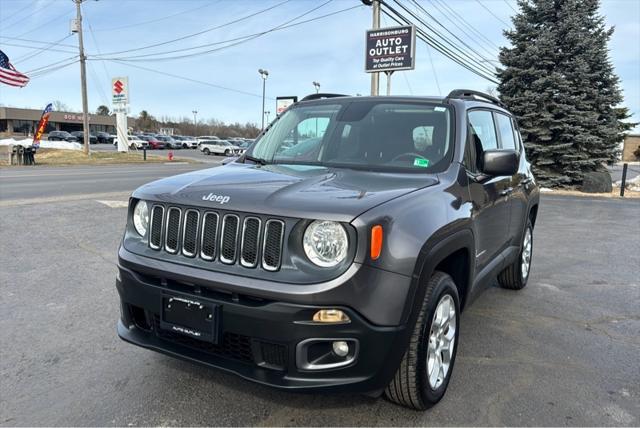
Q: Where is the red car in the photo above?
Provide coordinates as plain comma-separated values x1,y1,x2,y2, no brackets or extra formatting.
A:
140,136,165,149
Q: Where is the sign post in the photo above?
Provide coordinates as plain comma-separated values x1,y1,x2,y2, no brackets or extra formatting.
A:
365,25,416,95
112,77,129,152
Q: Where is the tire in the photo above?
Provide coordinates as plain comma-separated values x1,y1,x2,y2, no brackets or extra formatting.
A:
129,143,136,149
203,148,210,155
498,219,533,290
182,143,188,149
385,271,460,410
224,149,230,156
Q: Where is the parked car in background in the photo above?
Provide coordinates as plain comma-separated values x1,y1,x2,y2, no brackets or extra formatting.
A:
96,131,115,144
173,136,199,149
196,135,220,141
47,131,78,142
198,139,242,156
70,131,98,144
114,135,149,149
156,135,182,149
139,135,165,150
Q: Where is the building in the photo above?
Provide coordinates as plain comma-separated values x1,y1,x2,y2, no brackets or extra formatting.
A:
0,107,134,137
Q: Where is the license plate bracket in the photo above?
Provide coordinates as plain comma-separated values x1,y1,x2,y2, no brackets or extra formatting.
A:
160,293,219,343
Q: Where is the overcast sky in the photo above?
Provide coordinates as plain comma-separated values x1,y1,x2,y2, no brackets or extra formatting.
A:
0,0,638,129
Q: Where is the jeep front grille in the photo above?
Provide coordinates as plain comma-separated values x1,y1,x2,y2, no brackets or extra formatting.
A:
148,205,284,271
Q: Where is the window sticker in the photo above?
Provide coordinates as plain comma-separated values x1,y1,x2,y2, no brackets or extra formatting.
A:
434,107,446,112
413,158,430,168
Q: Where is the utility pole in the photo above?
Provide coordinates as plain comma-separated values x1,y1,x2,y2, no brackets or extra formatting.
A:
74,0,90,155
313,81,320,93
192,110,198,136
370,0,380,96
258,69,269,130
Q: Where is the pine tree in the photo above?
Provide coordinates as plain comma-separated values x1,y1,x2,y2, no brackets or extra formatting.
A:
498,0,633,187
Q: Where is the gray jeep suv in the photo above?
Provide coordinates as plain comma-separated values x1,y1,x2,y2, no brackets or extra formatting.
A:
116,90,539,409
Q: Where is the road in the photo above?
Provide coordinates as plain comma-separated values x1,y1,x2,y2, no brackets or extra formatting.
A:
0,165,638,426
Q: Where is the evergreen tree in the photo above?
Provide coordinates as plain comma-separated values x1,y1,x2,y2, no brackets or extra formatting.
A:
498,0,634,187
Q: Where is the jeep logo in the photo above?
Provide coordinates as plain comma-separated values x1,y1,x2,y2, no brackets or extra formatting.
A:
202,193,230,204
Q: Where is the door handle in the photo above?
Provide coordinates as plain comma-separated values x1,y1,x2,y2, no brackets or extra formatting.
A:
500,187,513,196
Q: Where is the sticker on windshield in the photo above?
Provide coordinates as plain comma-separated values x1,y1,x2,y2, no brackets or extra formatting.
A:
413,158,430,168
434,107,446,112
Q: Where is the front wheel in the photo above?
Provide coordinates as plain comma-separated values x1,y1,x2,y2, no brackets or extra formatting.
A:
224,149,230,156
385,271,460,410
203,148,210,155
498,219,533,290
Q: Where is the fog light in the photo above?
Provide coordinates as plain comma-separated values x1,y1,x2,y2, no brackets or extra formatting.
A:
312,309,350,323
332,340,349,357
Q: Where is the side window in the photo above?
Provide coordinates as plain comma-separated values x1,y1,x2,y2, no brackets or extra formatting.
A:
468,110,498,151
495,113,517,150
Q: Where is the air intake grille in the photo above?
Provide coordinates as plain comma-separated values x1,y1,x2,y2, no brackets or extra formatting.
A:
149,206,164,249
146,205,284,272
220,215,239,264
241,217,261,267
182,210,199,257
263,220,284,271
165,207,181,253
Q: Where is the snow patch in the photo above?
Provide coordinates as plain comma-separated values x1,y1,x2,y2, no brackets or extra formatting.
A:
0,138,82,151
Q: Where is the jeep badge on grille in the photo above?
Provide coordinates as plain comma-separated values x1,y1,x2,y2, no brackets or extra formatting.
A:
202,193,230,204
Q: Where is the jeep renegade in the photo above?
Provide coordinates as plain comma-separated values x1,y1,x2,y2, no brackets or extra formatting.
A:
116,90,540,409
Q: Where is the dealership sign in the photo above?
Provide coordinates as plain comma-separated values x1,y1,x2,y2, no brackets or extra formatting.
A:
276,96,297,115
365,25,416,72
112,76,129,105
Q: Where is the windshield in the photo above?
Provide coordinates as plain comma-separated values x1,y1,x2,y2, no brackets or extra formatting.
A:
250,101,453,172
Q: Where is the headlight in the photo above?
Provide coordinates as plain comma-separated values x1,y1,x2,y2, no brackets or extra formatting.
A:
303,220,348,267
133,200,149,236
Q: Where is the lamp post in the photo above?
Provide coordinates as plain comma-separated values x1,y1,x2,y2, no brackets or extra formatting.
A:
313,81,320,94
192,110,198,136
265,110,271,123
258,68,269,130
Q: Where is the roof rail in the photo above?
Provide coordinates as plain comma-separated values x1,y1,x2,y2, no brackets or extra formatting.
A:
446,89,507,109
300,93,348,102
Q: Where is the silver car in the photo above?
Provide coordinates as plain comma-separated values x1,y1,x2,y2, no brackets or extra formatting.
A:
198,140,242,156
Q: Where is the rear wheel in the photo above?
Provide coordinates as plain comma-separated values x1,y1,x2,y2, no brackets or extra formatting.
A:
498,219,533,290
203,148,210,155
385,271,460,410
129,143,136,149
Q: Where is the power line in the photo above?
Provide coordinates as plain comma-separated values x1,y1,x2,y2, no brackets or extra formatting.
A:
13,8,74,39
13,35,75,64
429,0,501,51
93,2,361,63
0,42,77,55
91,1,220,31
0,35,76,49
503,0,518,14
406,0,497,64
92,0,293,58
25,55,78,74
381,1,498,83
389,1,497,76
0,0,42,32
108,60,277,100
474,0,511,28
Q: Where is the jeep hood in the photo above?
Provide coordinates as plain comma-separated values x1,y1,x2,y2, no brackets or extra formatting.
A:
132,163,438,221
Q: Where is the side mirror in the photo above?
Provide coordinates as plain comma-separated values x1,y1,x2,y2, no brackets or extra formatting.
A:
482,149,519,176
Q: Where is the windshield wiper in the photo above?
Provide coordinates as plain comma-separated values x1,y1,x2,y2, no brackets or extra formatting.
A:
244,154,269,165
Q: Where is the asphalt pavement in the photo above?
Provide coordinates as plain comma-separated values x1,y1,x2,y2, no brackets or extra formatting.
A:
0,165,638,426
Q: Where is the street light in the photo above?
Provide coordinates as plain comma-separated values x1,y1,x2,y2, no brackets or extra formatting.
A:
192,110,198,136
313,81,320,93
265,110,271,123
258,68,269,130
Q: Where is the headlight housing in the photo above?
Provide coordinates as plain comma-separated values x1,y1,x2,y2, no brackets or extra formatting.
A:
132,200,149,236
303,220,348,267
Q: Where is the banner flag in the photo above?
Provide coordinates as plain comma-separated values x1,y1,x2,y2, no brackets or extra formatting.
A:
33,103,53,147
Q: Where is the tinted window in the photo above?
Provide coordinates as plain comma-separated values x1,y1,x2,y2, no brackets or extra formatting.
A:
252,102,453,172
468,110,498,150
495,113,516,150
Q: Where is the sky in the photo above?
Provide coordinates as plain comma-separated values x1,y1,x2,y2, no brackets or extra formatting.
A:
0,0,638,129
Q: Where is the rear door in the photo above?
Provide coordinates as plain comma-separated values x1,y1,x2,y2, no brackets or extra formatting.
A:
465,109,512,270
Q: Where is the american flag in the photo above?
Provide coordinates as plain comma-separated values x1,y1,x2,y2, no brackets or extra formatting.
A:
0,49,30,87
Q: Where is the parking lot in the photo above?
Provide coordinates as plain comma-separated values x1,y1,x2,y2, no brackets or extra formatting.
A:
91,143,228,164
0,164,639,426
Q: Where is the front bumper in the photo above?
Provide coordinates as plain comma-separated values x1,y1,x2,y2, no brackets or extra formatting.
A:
116,251,412,393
